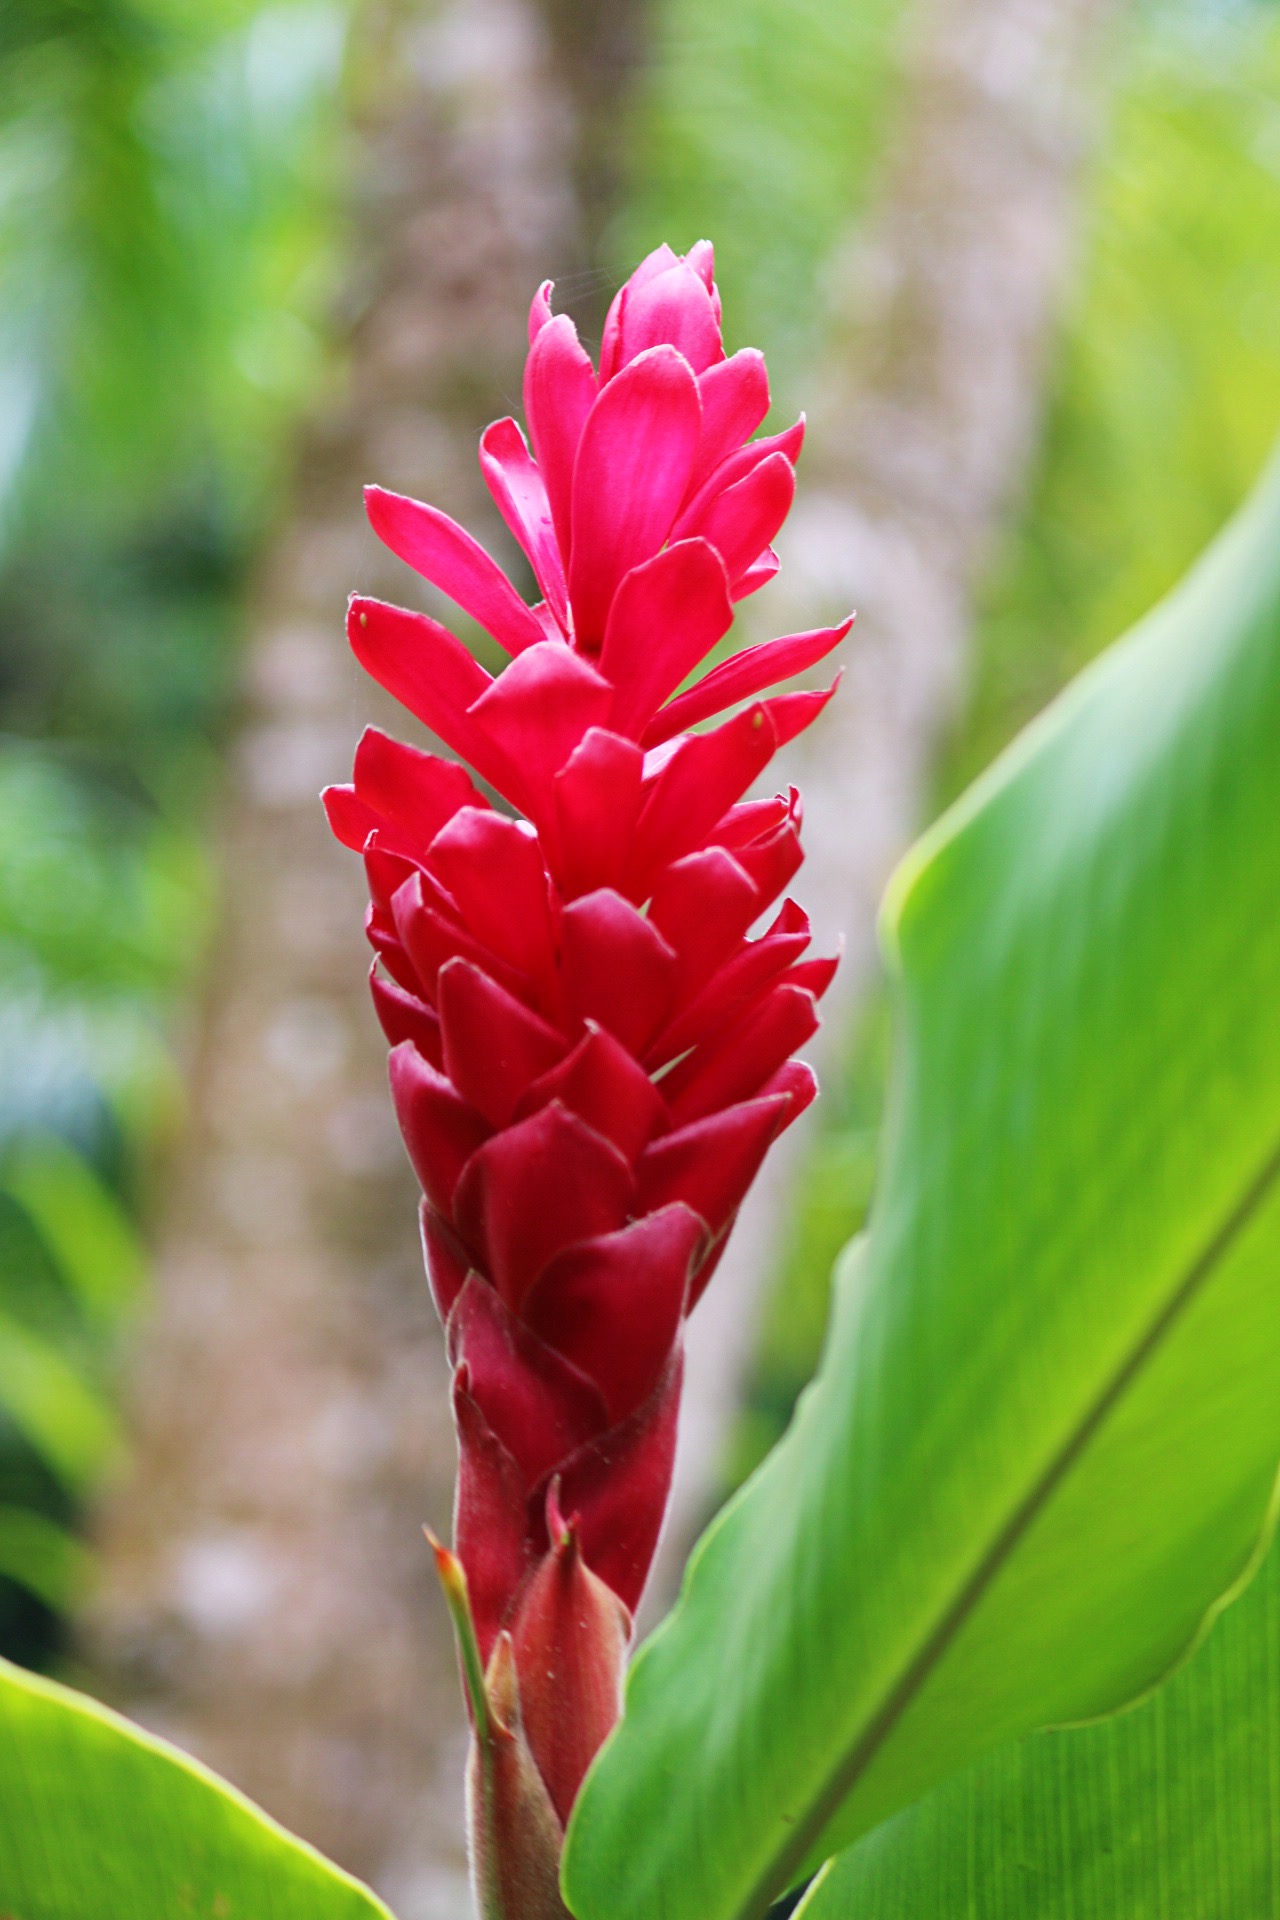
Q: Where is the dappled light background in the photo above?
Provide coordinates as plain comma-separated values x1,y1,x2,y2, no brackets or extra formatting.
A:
1,0,1278,1911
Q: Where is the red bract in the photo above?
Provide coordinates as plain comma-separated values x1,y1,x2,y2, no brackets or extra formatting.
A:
325,240,846,1884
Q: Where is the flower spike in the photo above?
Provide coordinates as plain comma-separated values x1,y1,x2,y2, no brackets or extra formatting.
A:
328,239,847,1902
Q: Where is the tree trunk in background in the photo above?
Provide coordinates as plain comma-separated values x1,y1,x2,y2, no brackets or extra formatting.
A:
654,0,1124,1607
540,0,654,307
85,3,641,1912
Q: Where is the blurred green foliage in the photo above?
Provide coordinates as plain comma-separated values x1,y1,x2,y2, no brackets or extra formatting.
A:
0,0,348,1665
730,0,1280,1498
724,999,888,1493
943,0,1280,800
614,0,903,398
0,754,194,1664
0,0,345,771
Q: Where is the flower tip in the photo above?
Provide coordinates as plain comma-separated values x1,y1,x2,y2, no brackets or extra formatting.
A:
544,1476,576,1549
686,238,716,289
529,278,555,342
425,1526,493,1739
424,1525,466,1600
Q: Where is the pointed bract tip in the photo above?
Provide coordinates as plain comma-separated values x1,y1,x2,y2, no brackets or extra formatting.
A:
529,279,555,342
424,1524,463,1594
425,1526,491,1742
544,1477,576,1551
686,238,715,288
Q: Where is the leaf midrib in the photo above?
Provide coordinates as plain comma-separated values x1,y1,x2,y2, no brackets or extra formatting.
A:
739,1122,1280,1920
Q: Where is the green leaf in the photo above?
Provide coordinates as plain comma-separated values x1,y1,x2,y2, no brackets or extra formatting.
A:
2,1131,147,1324
0,1504,91,1611
794,1516,1280,1918
563,448,1280,1920
0,1306,122,1493
0,1655,397,1919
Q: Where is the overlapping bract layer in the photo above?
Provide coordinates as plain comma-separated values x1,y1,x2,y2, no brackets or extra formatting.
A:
326,241,845,1830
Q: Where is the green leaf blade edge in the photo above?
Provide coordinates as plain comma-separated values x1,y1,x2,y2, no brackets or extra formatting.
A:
796,1516,1280,1919
0,1655,397,1919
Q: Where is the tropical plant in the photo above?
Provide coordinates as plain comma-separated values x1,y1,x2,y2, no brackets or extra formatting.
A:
0,229,1278,1919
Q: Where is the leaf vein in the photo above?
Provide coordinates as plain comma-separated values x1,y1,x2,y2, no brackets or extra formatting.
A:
744,1121,1280,1919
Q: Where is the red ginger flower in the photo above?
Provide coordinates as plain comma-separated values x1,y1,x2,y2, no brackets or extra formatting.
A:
325,241,846,1863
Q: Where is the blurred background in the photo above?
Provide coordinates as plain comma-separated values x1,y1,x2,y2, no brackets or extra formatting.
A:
0,0,1278,1911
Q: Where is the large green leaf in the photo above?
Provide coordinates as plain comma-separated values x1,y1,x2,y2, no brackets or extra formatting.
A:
563,449,1280,1920
0,1655,396,1918
796,1512,1280,1918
